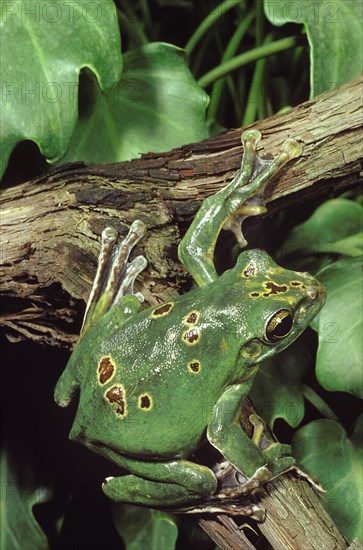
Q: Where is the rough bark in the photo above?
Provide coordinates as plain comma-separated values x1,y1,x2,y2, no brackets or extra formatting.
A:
1,75,362,347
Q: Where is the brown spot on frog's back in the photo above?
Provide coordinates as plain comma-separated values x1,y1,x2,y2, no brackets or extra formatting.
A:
105,385,127,417
187,360,201,374
98,356,115,385
138,393,153,410
182,327,201,345
241,262,257,277
183,310,200,325
151,302,174,318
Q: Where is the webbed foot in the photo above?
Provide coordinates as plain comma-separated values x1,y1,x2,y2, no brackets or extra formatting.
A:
178,131,302,286
82,220,147,337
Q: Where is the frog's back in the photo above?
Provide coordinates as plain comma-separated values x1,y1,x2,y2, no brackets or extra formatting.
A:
73,285,241,458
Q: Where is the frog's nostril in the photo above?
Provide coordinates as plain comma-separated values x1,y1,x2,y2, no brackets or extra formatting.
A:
307,287,318,300
307,281,326,303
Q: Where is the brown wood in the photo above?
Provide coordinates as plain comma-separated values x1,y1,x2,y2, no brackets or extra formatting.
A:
197,469,362,550
1,75,362,346
199,514,258,549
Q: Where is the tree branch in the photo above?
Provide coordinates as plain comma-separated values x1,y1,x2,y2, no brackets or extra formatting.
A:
196,398,362,550
1,75,362,346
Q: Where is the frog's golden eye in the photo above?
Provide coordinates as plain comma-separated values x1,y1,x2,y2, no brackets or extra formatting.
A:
265,309,293,343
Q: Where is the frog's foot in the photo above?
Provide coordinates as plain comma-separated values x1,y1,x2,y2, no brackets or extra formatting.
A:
249,416,324,493
81,220,147,336
102,460,265,519
176,498,266,520
249,414,295,478
221,132,303,247
178,130,302,286
213,461,273,500
206,411,296,502
103,472,265,519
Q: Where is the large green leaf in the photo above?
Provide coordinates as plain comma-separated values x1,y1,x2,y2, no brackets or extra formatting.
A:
279,199,363,258
292,417,363,542
61,42,209,164
111,504,178,550
277,198,363,272
264,0,363,96
0,0,121,178
0,448,50,550
311,257,363,398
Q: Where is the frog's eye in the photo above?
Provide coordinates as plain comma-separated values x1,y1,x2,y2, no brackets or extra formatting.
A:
265,309,293,343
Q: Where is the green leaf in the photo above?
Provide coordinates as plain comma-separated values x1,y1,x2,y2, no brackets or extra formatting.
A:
251,333,313,428
0,0,121,178
280,199,363,256
277,198,363,273
264,0,363,96
0,448,50,550
292,417,363,543
311,257,363,398
61,42,209,164
111,503,178,550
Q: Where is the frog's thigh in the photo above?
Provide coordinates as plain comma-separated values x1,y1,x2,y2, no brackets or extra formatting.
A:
207,384,266,478
102,459,217,507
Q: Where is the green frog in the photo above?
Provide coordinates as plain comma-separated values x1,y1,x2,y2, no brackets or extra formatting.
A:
55,130,325,515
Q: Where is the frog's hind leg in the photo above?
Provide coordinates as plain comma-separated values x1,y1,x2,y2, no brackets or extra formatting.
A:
81,220,147,338
92,445,217,507
178,131,302,286
105,469,264,518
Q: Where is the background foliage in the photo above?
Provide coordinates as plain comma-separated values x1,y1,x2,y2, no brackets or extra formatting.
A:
1,0,362,548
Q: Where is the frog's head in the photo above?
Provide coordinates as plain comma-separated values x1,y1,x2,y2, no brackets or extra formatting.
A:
221,249,326,372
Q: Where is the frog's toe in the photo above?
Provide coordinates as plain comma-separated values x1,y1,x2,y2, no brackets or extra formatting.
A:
281,138,303,159
262,441,292,461
114,254,148,305
102,477,120,501
264,455,295,478
179,499,266,520
241,128,261,146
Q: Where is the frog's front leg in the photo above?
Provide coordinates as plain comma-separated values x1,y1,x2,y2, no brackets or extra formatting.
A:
178,130,302,286
82,220,147,337
54,221,147,407
207,384,295,497
249,413,293,473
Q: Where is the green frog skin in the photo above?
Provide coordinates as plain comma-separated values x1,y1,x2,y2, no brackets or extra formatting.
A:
55,130,326,513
